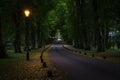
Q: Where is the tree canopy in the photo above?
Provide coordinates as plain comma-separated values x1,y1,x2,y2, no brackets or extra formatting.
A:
0,0,120,58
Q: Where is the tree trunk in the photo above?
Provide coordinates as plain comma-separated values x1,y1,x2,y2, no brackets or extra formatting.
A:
92,0,103,52
13,2,21,53
105,23,110,49
13,14,22,53
75,0,84,49
31,26,36,49
37,21,42,48
80,0,91,50
0,16,7,58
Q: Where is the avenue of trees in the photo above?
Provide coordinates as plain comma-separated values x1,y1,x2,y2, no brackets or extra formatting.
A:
0,0,57,58
72,0,120,51
0,0,120,58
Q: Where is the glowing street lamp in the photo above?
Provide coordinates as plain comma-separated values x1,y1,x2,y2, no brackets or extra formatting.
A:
24,9,30,60
24,9,30,17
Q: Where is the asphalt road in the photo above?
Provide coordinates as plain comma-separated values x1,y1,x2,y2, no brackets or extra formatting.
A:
48,45,120,80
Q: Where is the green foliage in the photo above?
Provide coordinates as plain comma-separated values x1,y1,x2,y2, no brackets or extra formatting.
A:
0,0,120,54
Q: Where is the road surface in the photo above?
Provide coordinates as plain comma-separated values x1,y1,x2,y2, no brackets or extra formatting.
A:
48,45,120,80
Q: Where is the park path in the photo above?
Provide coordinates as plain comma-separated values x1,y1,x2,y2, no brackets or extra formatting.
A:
48,44,120,80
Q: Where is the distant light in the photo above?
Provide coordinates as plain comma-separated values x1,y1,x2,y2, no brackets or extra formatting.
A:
24,9,30,17
57,39,62,41
109,32,115,37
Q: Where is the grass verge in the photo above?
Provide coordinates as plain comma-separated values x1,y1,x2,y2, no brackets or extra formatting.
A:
0,45,65,80
63,45,120,64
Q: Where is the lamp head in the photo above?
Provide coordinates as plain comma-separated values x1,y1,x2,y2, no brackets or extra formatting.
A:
24,9,30,17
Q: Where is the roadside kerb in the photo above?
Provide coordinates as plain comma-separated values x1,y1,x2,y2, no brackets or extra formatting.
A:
62,44,111,62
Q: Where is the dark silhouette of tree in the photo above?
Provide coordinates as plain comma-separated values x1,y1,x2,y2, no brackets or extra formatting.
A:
0,16,7,58
12,1,22,53
92,0,104,52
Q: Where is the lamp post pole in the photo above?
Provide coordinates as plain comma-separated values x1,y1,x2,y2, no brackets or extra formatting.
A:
24,9,30,60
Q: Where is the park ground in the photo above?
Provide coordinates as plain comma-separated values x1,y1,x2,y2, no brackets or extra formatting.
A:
0,44,120,80
0,46,64,80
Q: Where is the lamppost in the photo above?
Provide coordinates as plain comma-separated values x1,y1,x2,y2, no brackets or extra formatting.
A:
24,9,30,60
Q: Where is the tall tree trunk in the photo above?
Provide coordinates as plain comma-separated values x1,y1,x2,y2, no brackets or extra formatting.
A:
31,25,36,49
101,24,105,51
75,0,84,49
37,21,42,48
105,25,110,49
13,2,21,53
92,0,103,52
80,0,91,50
13,14,21,53
0,16,7,58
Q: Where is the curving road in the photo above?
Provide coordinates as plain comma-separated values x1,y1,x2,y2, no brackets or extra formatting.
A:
48,45,120,80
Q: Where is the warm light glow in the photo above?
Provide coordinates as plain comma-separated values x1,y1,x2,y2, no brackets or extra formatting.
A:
24,9,30,17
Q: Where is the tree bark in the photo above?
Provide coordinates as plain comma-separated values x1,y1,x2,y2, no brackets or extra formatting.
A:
80,0,91,50
75,0,84,49
31,25,36,49
92,0,103,52
13,2,22,53
0,16,7,58
13,14,22,53
37,21,42,48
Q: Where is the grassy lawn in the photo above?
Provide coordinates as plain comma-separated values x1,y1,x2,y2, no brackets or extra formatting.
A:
63,45,120,64
0,49,43,80
85,49,120,63
0,47,64,80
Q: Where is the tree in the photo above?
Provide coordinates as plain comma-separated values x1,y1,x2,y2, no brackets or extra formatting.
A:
92,0,104,52
0,16,7,58
12,1,22,53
